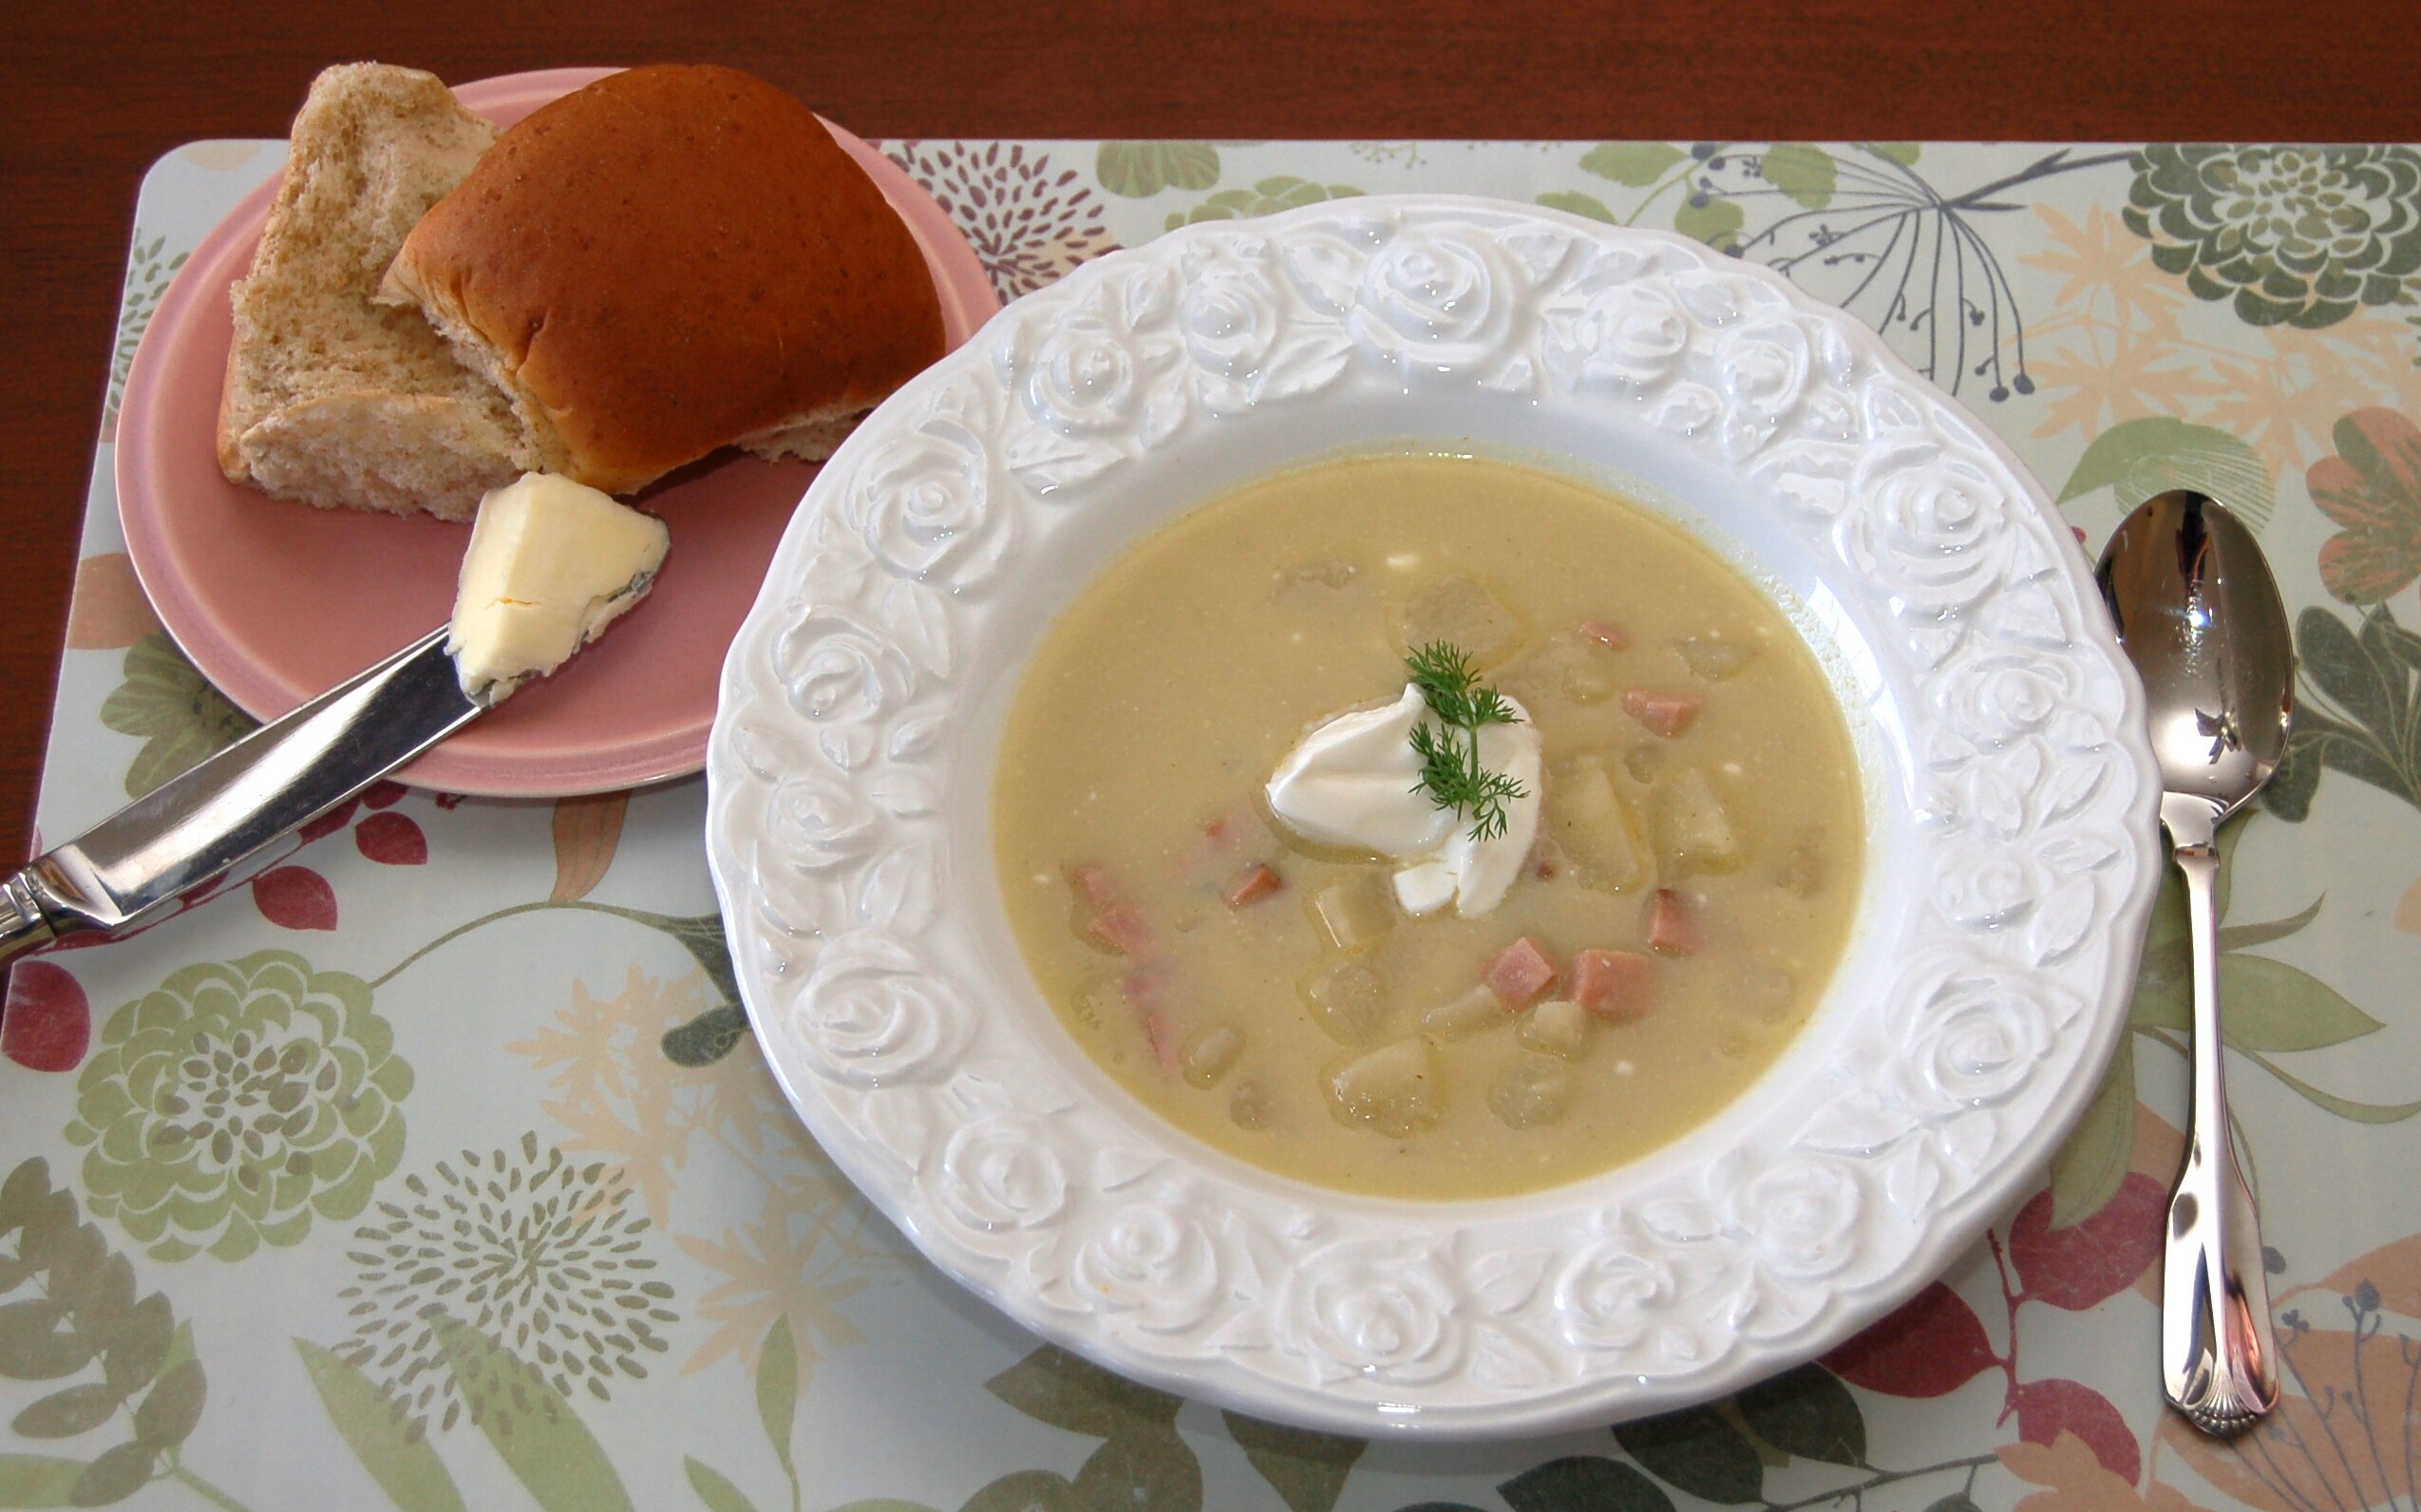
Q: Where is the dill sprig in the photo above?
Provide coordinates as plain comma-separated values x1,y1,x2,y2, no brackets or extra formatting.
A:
1405,641,1526,842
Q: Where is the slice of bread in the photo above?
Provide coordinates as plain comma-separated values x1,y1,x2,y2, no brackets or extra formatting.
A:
381,65,944,496
218,64,527,521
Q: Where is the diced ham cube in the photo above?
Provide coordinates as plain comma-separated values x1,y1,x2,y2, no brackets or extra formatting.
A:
1622,688,1703,738
1224,863,1284,909
1570,949,1657,1021
1484,936,1560,1011
1579,618,1630,650
1069,862,1154,955
1646,889,1698,955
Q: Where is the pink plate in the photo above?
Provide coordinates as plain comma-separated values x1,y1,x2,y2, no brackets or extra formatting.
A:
116,67,1000,796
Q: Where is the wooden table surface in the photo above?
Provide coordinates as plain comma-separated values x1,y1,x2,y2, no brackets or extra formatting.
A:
7,0,2418,863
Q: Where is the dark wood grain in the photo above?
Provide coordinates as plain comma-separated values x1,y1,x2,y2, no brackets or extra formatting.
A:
7,0,2418,861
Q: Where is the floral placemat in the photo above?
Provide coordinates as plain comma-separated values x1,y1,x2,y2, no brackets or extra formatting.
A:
7,136,2420,1512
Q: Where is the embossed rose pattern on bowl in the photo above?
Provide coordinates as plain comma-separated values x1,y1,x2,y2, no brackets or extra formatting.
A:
703,198,2163,1437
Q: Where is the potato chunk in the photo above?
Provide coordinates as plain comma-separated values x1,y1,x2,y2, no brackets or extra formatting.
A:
1181,1023,1245,1088
1517,997,1594,1059
1299,958,1390,1046
1229,1077,1273,1129
1505,630,1618,707
1326,1037,1445,1136
1490,1055,1575,1129
1419,983,1507,1041
1308,874,1394,953
1398,575,1523,666
1674,635,1756,681
1548,753,1652,892
1661,767,1745,871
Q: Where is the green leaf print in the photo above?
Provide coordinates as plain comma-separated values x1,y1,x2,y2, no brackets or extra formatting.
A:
1096,142,1221,198
755,1315,798,1483
1536,191,1617,224
127,1358,201,1448
2050,1037,2137,1226
959,1472,1077,1512
2058,416,2276,531
66,1444,150,1507
1502,1457,1676,1512
433,1317,635,1512
66,951,410,1264
1164,177,1361,230
1579,142,1688,186
1221,1411,1365,1512
103,235,187,444
0,1304,87,1384
0,1161,221,1507
98,633,253,801
663,1005,750,1068
1070,1427,1200,1512
2218,954,2382,1051
1732,1365,1865,1466
1862,142,1922,166
1673,196,1746,253
11,1386,118,1441
293,1339,467,1512
0,1453,85,1507
1614,1405,1764,1503
2113,816,2419,1138
683,1458,763,1512
984,1346,1181,1440
1759,144,1837,210
2270,603,2421,822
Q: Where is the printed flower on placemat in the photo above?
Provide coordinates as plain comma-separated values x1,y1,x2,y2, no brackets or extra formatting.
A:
1163,176,1362,232
102,234,186,444
887,140,1120,301
337,1133,677,1437
66,951,410,1263
2124,144,2421,330
2309,407,2421,605
99,632,253,801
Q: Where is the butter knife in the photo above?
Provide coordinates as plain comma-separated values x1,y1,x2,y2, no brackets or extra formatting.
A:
0,629,480,964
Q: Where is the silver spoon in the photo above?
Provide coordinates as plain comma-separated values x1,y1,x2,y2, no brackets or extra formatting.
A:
2095,489,2290,1436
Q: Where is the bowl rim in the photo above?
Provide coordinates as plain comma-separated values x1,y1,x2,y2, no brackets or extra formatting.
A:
704,192,2164,1437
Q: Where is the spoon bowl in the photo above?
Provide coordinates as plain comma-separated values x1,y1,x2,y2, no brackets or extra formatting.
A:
2097,490,2296,841
2095,487,2293,1436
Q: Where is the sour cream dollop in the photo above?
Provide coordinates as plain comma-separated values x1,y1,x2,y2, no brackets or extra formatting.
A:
1264,684,1542,917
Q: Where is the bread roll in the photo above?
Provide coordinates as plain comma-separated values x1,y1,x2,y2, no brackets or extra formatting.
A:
383,65,946,496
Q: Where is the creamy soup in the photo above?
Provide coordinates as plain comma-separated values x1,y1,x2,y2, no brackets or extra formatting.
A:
992,453,1863,1200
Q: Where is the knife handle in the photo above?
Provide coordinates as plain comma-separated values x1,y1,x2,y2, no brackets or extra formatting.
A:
0,871,66,968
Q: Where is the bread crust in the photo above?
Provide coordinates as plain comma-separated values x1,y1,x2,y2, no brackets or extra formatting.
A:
388,66,946,495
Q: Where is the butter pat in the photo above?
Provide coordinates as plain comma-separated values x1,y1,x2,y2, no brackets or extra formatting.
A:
445,473,670,704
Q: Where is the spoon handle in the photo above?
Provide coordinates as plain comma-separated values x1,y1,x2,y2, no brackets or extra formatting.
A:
2162,823,2280,1435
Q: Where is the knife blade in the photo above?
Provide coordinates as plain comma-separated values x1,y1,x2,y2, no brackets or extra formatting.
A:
0,628,481,962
